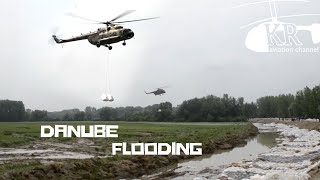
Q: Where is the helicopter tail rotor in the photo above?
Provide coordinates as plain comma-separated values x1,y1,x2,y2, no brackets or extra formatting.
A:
48,27,63,45
52,35,62,43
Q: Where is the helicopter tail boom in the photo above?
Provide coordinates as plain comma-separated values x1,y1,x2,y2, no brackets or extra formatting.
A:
144,91,153,94
52,32,96,44
52,35,63,44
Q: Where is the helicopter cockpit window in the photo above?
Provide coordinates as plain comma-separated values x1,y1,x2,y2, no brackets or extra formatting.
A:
114,26,123,29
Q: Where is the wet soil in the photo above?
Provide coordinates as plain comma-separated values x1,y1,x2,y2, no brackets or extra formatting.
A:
1,124,259,180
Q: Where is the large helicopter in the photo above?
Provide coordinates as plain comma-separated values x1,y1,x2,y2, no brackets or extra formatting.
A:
52,10,158,50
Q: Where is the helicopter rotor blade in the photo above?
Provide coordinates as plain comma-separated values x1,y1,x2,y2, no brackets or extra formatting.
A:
65,10,157,27
113,17,159,24
65,13,103,23
110,10,136,22
157,85,170,89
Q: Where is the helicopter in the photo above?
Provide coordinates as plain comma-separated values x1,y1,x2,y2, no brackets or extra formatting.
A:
145,86,168,96
52,10,158,50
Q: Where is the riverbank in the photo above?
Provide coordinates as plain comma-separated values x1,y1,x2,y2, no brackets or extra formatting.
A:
219,122,320,179
0,122,258,179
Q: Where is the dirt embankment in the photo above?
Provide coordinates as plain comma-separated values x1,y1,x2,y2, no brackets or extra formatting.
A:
202,123,258,153
2,124,259,180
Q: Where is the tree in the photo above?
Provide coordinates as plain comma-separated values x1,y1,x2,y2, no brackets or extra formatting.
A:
99,107,116,121
85,106,97,120
242,102,257,118
74,111,85,121
257,96,278,118
63,113,72,121
25,109,32,121
31,110,48,121
0,100,25,122
155,102,173,121
277,94,294,118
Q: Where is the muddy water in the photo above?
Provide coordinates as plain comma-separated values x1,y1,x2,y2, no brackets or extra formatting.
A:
165,132,278,179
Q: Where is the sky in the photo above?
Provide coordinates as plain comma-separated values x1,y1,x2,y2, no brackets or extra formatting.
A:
1,0,320,111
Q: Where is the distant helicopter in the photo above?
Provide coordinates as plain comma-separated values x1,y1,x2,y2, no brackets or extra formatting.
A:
52,10,158,50
145,86,169,96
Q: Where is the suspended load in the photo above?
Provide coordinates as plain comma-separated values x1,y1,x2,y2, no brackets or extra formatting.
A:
101,93,114,102
102,50,114,102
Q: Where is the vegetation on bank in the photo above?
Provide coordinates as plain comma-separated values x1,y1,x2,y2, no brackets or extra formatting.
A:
0,121,252,148
257,85,320,119
1,94,252,122
1,85,320,123
0,122,258,179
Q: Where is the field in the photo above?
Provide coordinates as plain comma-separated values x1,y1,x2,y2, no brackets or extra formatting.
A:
0,122,258,179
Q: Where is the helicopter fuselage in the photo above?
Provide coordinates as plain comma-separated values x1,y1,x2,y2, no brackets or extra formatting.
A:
52,26,134,49
52,10,157,50
145,88,166,96
88,27,135,47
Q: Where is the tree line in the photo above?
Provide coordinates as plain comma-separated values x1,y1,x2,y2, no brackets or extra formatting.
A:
0,85,319,122
256,86,320,119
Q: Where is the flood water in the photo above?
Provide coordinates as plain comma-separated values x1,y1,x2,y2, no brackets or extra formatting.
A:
157,132,279,179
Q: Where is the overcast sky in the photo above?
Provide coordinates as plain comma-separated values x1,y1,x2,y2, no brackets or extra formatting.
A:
1,0,320,111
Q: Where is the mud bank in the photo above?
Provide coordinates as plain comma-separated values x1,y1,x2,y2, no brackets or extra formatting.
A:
1,124,258,180
219,123,320,180
202,123,259,154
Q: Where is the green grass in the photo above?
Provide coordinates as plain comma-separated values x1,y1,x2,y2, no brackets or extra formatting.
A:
0,121,249,148
0,161,43,176
0,122,254,178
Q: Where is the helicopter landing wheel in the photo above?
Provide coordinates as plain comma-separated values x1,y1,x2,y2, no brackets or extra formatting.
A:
122,41,126,46
108,46,113,50
97,44,101,48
